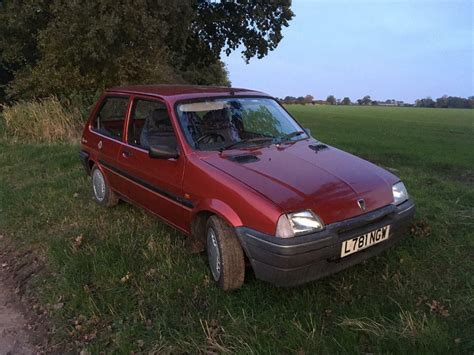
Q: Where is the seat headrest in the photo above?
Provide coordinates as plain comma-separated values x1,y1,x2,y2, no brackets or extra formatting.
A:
151,108,168,122
202,109,231,129
146,109,169,131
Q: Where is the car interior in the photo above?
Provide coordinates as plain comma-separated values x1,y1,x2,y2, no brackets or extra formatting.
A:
177,99,297,151
139,108,177,149
128,102,177,150
93,97,128,139
180,108,264,150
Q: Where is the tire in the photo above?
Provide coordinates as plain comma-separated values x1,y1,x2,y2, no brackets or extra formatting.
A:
206,216,245,291
91,165,119,207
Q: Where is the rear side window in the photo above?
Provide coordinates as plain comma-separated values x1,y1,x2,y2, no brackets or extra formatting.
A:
92,97,129,139
127,99,176,149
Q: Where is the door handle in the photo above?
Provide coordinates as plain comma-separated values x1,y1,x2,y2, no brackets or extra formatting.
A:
122,150,133,158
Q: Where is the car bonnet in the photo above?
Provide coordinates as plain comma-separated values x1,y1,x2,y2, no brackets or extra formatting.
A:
199,139,398,225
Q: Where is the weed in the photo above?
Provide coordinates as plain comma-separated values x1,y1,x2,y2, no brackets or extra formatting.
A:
2,97,83,142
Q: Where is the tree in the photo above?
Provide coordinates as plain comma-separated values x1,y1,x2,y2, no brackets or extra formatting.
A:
415,95,472,109
341,97,351,105
358,95,371,105
0,1,294,102
326,95,336,105
436,95,449,108
304,94,314,104
446,96,470,108
469,96,474,109
193,1,294,63
283,96,296,104
296,96,306,105
415,97,435,108
0,52,13,103
0,0,52,102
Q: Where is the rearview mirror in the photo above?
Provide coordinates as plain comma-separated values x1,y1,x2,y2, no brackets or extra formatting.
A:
304,127,312,137
149,145,179,159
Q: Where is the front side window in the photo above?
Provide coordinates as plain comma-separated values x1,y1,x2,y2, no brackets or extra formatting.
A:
92,97,128,139
176,97,307,151
128,99,177,150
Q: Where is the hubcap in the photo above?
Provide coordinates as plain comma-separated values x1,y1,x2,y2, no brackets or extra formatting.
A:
92,169,106,202
207,227,221,281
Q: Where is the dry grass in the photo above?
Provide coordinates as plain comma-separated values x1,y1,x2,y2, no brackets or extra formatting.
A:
1,97,83,143
339,310,428,338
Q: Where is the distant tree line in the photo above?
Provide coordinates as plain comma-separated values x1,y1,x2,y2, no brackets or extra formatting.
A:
279,94,473,108
415,96,474,109
279,95,314,105
278,95,407,106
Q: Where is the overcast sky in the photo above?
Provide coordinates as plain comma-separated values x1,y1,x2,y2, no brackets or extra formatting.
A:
223,0,473,103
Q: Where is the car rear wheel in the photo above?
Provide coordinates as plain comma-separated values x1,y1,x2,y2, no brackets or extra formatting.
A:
91,165,118,207
206,216,245,291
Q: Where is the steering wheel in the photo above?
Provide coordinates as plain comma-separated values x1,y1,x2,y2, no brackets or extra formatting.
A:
196,132,225,145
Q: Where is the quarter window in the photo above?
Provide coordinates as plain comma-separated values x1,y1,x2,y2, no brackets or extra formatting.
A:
92,97,129,139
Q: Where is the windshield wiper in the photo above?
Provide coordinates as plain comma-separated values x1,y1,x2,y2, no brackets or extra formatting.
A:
278,130,306,143
220,137,274,152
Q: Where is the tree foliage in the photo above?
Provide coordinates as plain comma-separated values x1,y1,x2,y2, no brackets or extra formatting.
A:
0,0,294,102
357,95,372,105
192,1,294,63
326,95,336,105
415,97,435,108
415,95,473,109
341,97,351,105
281,95,315,105
304,94,314,104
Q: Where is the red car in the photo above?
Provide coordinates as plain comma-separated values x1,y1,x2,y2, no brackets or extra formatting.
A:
80,85,415,290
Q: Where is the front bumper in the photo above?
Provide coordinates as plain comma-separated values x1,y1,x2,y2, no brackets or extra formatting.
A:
236,199,415,287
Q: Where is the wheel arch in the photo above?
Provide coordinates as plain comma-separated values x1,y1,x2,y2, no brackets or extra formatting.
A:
88,159,95,172
89,160,114,190
189,199,243,252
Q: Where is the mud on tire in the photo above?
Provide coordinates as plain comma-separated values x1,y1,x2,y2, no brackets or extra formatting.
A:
206,216,245,291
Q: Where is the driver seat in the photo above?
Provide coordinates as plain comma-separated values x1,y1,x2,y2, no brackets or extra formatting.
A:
140,109,177,149
201,109,240,143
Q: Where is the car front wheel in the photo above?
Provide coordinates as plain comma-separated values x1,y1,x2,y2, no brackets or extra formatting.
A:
206,216,245,291
91,165,119,207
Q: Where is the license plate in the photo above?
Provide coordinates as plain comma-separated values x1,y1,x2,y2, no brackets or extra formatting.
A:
340,225,391,258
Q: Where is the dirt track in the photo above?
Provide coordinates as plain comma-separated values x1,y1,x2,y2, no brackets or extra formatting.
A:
0,267,35,355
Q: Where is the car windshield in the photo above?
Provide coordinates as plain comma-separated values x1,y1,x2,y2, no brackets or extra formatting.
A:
176,97,308,151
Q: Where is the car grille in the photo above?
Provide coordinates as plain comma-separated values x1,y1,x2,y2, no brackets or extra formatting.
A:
332,204,396,235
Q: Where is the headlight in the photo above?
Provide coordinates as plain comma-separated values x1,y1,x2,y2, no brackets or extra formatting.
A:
392,181,409,205
276,210,325,238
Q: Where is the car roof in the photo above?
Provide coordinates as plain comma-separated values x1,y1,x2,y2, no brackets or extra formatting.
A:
106,85,270,102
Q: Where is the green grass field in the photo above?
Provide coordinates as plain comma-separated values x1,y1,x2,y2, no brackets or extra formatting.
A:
0,105,473,353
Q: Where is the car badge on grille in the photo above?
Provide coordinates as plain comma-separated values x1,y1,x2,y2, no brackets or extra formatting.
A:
357,198,366,212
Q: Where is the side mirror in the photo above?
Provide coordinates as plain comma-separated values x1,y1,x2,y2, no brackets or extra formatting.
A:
304,127,312,137
149,145,179,159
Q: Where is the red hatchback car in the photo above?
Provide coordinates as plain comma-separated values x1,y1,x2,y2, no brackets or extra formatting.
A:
80,85,415,290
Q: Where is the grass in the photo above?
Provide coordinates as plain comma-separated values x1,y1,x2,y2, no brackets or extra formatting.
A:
1,97,82,143
0,105,473,353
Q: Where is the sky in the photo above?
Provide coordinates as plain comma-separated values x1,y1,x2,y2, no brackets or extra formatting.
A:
223,0,473,103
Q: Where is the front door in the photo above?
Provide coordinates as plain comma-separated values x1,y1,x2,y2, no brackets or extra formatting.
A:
117,97,190,232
